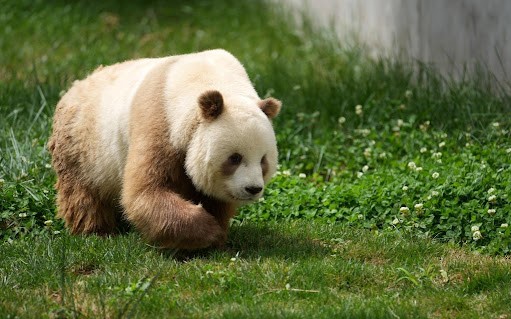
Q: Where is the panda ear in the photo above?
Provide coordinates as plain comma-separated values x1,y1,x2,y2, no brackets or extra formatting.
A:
258,97,281,119
198,90,224,120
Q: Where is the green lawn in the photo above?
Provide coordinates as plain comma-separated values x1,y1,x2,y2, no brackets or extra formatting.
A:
1,0,510,318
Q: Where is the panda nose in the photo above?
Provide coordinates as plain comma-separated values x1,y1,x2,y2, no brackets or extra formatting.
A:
245,186,263,195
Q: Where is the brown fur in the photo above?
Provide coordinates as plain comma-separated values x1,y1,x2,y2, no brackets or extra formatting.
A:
198,90,224,121
120,61,236,249
258,97,282,119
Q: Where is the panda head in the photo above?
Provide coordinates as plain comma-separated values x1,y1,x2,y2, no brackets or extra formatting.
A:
185,90,281,205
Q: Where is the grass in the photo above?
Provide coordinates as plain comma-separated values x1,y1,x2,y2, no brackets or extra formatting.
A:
1,0,511,317
3,221,511,318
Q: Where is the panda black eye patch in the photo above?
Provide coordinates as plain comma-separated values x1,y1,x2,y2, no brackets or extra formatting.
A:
228,153,243,165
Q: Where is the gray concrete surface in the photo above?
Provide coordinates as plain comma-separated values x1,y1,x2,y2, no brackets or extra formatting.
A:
282,0,511,84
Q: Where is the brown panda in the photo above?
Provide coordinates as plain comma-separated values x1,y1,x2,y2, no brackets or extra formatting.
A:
48,49,281,249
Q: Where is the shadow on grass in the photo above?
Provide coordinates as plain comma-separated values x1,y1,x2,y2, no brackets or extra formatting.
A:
168,222,331,261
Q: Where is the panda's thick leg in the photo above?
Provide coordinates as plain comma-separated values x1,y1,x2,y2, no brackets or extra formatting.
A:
121,139,226,249
121,187,226,249
55,175,119,235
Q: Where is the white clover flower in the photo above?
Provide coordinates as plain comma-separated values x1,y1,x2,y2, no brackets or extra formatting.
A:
432,152,442,159
230,257,237,262
465,142,471,147
0,178,4,187
392,218,400,225
338,116,346,124
282,170,291,176
419,121,430,131
355,105,363,116
506,148,511,154
408,161,417,170
471,225,480,232
487,209,496,215
400,206,410,214
362,165,369,173
501,223,508,228
432,172,440,179
397,119,404,127
53,230,61,235
431,190,439,197
492,122,500,128
44,220,53,226
488,195,497,203
472,230,482,241
405,90,413,98
18,213,27,218
414,203,424,211
364,147,372,157
298,173,306,178
392,126,400,132
379,152,388,159
399,104,406,110
356,172,364,178
438,142,446,148
415,166,423,172
488,188,496,194
420,147,428,153
402,185,409,191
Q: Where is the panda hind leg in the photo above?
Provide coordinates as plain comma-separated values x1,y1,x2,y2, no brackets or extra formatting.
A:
55,176,119,235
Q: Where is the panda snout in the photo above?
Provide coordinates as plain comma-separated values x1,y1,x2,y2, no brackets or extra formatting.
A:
245,186,263,195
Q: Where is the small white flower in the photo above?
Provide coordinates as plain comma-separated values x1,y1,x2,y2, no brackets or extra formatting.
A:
405,90,413,98
362,165,369,173
465,142,471,147
206,270,214,275
438,142,446,148
18,213,27,218
420,147,428,153
355,105,363,116
364,147,372,157
488,188,496,194
397,119,404,127
399,104,406,110
414,203,424,211
408,162,417,170
506,148,511,154
379,152,387,159
285,283,291,290
53,230,61,235
356,172,364,178
415,166,423,172
400,206,410,214
488,195,497,203
44,220,53,226
230,257,237,262
492,122,500,128
501,223,508,228
392,218,400,225
432,152,442,159
472,230,482,241
431,190,439,197
432,172,440,179
298,173,306,178
282,170,291,176
471,225,480,232
45,163,52,169
338,116,346,124
402,185,409,191
487,209,496,215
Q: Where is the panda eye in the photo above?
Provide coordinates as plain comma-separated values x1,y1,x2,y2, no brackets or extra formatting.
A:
228,153,243,165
